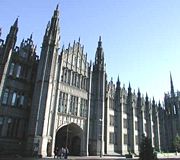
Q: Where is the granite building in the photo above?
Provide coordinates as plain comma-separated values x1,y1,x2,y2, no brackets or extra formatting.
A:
0,5,180,157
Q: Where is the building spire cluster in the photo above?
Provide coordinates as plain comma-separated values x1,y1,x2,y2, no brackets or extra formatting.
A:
0,4,179,158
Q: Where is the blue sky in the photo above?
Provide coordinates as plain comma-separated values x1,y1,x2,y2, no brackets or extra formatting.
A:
1,0,180,102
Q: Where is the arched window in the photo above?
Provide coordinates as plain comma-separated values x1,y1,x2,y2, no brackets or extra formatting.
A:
16,65,21,78
2,88,9,105
11,92,17,106
9,63,15,76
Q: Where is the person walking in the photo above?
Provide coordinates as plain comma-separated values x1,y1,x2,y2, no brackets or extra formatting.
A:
54,147,58,158
64,147,69,159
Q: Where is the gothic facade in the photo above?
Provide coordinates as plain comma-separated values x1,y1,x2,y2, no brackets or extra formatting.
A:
0,5,180,157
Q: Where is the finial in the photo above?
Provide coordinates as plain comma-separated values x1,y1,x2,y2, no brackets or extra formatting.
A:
128,82,131,89
98,36,102,48
68,43,70,49
138,88,140,93
13,17,19,27
152,97,155,104
158,100,161,107
117,75,120,82
170,71,175,96
30,33,33,40
78,37,80,43
56,4,59,10
62,44,64,51
82,45,84,53
99,36,101,42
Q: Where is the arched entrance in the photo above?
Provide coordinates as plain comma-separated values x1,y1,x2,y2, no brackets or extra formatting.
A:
55,123,83,156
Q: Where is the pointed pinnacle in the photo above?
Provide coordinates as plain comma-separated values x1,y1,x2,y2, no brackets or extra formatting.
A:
30,33,33,39
56,4,59,10
13,17,19,27
117,75,120,82
99,36,101,42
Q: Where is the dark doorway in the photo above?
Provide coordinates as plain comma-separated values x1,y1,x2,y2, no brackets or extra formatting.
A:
71,136,81,155
55,123,82,156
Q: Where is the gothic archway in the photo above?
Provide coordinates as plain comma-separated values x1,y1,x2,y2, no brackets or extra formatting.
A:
55,123,83,156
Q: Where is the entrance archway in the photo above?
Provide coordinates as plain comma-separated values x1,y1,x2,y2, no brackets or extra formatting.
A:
55,123,83,156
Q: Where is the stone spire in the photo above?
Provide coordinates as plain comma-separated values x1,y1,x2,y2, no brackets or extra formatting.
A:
95,36,104,68
116,75,120,89
2,17,18,63
170,72,175,97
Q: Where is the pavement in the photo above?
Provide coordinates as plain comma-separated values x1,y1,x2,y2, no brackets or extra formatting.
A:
0,155,133,160
0,155,180,160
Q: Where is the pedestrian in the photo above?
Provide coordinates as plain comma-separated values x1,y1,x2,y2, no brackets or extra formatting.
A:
33,144,38,158
57,147,62,159
64,147,69,159
54,147,58,158
61,147,65,159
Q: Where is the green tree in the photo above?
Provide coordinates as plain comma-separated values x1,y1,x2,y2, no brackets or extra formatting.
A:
139,134,158,160
174,135,180,152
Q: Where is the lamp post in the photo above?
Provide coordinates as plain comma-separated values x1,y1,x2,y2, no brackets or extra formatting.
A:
66,124,69,148
65,113,71,148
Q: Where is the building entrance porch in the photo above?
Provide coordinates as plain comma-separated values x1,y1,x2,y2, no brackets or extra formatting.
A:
55,123,83,156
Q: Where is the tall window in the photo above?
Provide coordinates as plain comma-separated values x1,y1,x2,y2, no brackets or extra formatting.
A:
67,70,71,84
76,74,80,87
16,65,21,78
136,135,139,145
109,115,114,126
11,92,17,106
80,99,87,117
2,88,9,104
20,95,25,107
69,95,74,114
123,118,127,128
9,63,15,76
135,107,138,117
7,118,13,137
0,117,4,136
124,134,128,144
59,92,68,113
109,97,114,110
135,121,138,130
109,132,114,144
69,95,78,115
81,77,84,89
123,104,127,113
75,97,78,115
173,105,177,114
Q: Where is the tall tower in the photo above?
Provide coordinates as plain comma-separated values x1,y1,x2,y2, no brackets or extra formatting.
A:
27,5,60,156
89,36,106,156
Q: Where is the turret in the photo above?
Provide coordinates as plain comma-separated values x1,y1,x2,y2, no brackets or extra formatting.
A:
0,18,18,82
145,93,149,102
27,5,60,157
128,82,132,95
137,88,141,98
95,36,104,69
2,18,18,62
